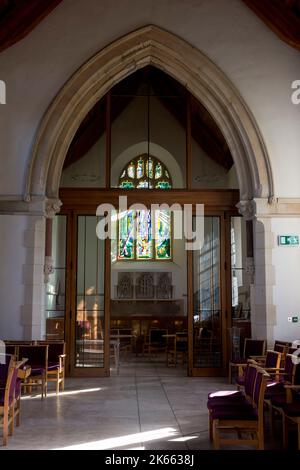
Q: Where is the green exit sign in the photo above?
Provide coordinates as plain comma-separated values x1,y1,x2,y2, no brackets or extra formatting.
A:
278,235,299,246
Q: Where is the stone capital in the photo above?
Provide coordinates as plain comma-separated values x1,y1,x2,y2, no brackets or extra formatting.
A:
45,198,62,218
236,200,255,220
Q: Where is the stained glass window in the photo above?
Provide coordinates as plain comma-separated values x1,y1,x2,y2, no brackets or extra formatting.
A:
119,154,172,189
118,210,135,259
155,210,171,259
118,155,172,261
136,210,153,259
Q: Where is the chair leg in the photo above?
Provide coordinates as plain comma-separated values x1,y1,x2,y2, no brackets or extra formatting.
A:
257,429,264,450
56,371,60,395
281,414,287,449
298,421,300,451
9,404,14,436
269,404,273,435
213,420,220,450
209,412,213,441
41,377,44,400
3,409,8,446
16,398,21,427
228,364,232,384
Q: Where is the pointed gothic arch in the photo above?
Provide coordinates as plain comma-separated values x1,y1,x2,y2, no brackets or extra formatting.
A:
25,25,274,208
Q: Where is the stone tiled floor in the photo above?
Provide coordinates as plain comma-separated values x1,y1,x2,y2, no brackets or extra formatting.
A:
1,357,287,450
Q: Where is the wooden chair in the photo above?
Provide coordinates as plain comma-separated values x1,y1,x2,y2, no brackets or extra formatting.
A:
0,357,18,446
143,329,168,356
282,388,300,449
18,345,48,399
166,332,188,367
265,356,300,440
228,338,266,383
38,341,66,394
208,361,255,440
211,366,269,449
13,358,30,429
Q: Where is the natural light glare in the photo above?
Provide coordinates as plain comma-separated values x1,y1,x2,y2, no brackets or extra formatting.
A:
21,388,102,400
169,436,199,442
54,427,178,450
209,390,240,398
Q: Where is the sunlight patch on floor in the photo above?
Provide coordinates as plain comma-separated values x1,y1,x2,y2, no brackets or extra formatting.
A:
21,387,102,400
54,427,178,450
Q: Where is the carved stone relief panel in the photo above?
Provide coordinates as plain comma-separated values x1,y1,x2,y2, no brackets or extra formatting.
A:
117,272,134,299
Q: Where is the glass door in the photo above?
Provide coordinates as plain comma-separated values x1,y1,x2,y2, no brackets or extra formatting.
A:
70,214,110,376
189,215,226,376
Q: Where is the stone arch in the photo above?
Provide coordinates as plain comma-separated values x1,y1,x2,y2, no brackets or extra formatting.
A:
25,25,274,205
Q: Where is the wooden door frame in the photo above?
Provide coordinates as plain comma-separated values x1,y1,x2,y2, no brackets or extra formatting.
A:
187,209,237,377
63,208,110,377
60,188,239,377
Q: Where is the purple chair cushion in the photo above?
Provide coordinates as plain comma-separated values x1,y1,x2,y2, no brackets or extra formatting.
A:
211,406,258,421
207,397,250,409
264,382,285,399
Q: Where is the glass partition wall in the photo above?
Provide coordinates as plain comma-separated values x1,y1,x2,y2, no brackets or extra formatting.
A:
192,217,222,371
230,217,252,358
75,216,105,368
56,65,247,377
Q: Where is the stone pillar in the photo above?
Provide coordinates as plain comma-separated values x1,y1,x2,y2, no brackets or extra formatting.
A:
252,216,276,346
22,215,46,340
237,198,276,347
21,198,61,340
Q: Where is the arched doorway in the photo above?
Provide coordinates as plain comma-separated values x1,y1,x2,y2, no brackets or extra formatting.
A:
26,27,274,377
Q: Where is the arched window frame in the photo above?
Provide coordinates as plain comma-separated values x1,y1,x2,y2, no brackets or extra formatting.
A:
118,155,173,261
119,154,172,189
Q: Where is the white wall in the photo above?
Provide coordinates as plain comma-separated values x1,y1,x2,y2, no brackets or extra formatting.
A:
0,0,299,197
61,137,106,188
272,218,300,342
0,215,27,339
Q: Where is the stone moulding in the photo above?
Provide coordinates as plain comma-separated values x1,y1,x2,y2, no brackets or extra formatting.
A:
24,25,274,206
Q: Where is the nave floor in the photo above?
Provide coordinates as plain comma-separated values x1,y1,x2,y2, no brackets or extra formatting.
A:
1,358,290,450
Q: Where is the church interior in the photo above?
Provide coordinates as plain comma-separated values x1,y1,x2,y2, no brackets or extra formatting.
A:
0,0,300,453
